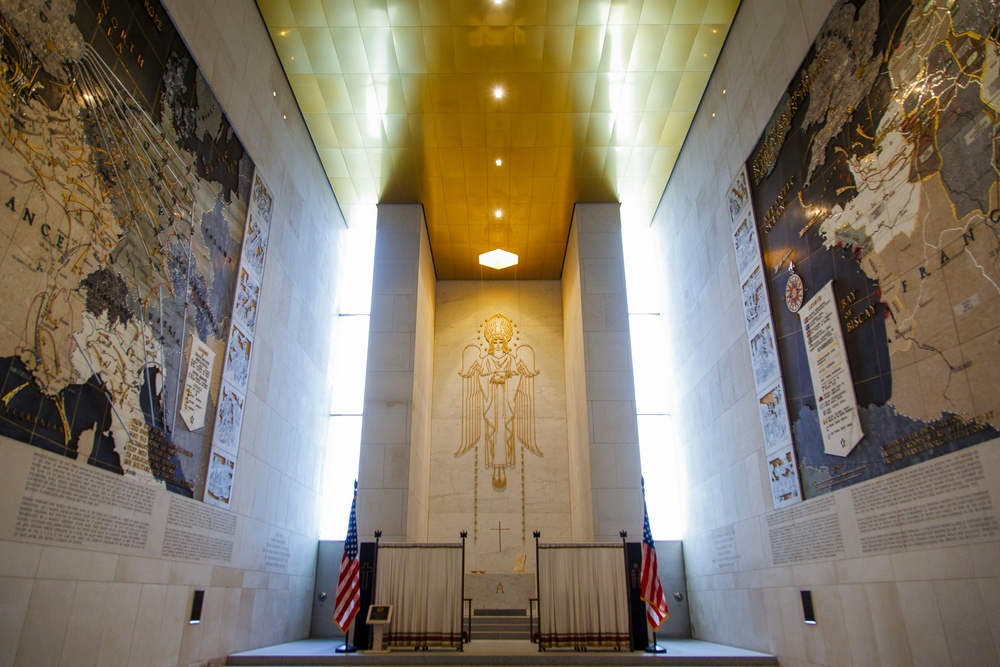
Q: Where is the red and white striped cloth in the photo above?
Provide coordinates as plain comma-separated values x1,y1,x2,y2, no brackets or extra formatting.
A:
640,482,669,630
334,483,360,633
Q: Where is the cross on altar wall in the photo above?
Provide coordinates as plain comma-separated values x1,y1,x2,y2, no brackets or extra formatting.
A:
490,521,509,552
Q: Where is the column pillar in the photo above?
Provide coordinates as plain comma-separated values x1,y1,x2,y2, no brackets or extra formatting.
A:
357,205,435,542
562,203,643,541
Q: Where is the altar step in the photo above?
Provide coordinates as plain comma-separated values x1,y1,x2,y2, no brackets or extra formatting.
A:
469,608,531,641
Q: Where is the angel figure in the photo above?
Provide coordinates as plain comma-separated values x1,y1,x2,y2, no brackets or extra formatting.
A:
455,313,542,490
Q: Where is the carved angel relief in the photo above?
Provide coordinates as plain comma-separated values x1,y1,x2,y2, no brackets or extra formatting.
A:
456,313,542,490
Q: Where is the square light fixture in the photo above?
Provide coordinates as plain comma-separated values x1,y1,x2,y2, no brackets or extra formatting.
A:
479,248,518,270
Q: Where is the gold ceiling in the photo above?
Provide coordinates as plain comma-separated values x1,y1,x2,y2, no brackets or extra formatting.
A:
256,0,739,279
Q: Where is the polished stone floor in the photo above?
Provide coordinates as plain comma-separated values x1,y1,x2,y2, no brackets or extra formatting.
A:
227,638,777,666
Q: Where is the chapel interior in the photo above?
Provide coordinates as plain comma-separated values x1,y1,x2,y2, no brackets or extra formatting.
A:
1,1,999,666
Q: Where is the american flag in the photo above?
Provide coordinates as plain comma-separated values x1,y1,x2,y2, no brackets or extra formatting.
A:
334,482,360,633
640,480,669,630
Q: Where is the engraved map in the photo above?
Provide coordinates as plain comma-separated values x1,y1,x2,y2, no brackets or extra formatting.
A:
749,0,1000,497
0,0,253,498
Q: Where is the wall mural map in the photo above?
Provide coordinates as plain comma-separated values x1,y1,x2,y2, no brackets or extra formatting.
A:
0,0,254,500
749,0,1000,498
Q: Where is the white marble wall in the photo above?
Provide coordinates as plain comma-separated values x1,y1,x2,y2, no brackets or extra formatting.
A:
562,222,594,540
429,281,572,572
0,1,346,665
358,205,433,543
653,1,1000,665
407,218,436,542
565,204,643,542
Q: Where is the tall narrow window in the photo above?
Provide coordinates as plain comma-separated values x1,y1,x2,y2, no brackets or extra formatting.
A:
623,226,687,539
321,226,375,539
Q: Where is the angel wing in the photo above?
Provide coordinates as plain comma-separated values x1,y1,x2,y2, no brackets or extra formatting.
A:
455,344,483,457
513,345,542,457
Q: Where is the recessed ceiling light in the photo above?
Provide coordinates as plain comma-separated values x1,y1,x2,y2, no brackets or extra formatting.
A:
494,209,503,218
722,88,727,95
711,112,716,118
283,114,287,120
272,91,276,97
495,158,502,166
493,86,504,100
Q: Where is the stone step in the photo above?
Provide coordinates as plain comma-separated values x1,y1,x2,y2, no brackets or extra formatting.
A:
472,618,531,626
467,611,533,641
473,626,531,635
472,608,527,617
472,626,532,635
474,632,532,641
470,631,532,640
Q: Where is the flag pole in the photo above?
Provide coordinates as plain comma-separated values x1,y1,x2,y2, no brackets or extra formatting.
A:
619,530,634,652
534,530,542,653
646,629,666,654
335,481,360,653
459,530,467,651
640,477,668,654
335,625,357,653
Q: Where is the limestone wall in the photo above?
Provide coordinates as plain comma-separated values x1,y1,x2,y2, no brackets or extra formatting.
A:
428,281,572,572
653,1,1000,663
0,1,346,665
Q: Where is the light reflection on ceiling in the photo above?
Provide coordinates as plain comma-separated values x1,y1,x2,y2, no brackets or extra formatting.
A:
256,0,739,279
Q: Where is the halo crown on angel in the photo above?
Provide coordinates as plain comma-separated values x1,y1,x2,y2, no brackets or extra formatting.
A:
456,313,542,490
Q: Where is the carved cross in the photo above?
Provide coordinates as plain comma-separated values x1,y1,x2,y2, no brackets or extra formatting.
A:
359,561,373,589
491,520,510,552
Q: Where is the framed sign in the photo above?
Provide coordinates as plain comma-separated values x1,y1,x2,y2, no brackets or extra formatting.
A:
366,605,393,624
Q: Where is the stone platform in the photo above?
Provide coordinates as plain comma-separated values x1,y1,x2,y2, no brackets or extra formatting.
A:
227,638,778,666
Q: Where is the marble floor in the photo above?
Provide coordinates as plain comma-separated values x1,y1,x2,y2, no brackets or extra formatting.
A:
227,638,778,666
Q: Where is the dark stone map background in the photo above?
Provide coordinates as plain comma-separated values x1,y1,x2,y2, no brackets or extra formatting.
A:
0,0,253,498
748,0,1000,498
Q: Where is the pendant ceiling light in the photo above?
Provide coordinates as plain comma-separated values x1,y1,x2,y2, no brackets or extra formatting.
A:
479,248,519,270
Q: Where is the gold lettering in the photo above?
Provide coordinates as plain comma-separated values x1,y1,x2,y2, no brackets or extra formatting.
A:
840,291,857,310
751,61,823,185
847,305,875,332
140,0,164,31
881,411,994,463
760,176,797,232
